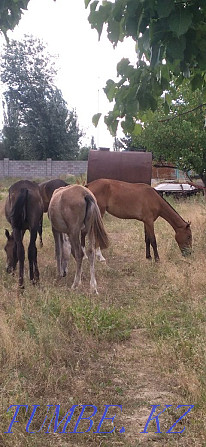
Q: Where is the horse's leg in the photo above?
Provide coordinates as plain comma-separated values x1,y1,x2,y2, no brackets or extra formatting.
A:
13,228,25,288
81,230,88,260
87,231,98,294
61,234,71,276
144,223,152,259
28,228,39,283
52,228,63,277
95,247,106,262
95,207,106,262
13,242,18,272
38,216,43,248
33,230,40,282
144,222,160,261
70,235,84,290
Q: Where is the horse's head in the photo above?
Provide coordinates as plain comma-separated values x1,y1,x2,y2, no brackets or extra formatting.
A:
4,229,18,273
175,222,192,256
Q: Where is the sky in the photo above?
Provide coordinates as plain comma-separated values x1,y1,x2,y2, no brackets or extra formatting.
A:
0,0,137,149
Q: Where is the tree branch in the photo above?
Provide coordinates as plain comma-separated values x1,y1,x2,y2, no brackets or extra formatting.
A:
158,103,206,122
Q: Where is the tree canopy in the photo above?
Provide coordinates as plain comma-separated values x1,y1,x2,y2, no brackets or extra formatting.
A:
1,36,82,160
86,0,206,136
129,82,206,185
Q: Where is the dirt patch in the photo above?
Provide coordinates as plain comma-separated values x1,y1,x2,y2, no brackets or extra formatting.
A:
103,328,179,445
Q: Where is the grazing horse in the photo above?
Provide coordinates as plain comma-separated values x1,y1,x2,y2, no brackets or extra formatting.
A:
48,184,109,293
4,180,44,288
39,178,68,212
86,178,192,261
38,178,68,246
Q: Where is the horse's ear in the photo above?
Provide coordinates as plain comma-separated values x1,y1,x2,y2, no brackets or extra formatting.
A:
5,229,10,239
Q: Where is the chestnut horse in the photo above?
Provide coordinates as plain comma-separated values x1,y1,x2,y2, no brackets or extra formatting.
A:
48,184,109,293
4,180,44,288
87,178,192,261
38,178,68,246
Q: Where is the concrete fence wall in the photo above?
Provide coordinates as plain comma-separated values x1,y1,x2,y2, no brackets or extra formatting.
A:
0,158,88,179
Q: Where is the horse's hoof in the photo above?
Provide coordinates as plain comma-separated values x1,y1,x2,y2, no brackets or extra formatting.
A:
97,256,106,262
17,287,24,297
71,282,81,290
32,279,39,286
91,288,99,295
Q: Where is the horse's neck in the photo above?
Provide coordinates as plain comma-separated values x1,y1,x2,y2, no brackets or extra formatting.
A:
159,198,186,231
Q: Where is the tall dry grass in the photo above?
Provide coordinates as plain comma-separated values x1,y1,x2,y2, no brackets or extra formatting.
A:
0,181,205,446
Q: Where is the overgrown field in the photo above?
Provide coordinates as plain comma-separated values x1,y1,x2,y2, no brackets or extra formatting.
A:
0,179,205,447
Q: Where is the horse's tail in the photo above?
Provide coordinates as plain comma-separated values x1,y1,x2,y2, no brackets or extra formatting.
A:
10,188,28,229
84,195,109,250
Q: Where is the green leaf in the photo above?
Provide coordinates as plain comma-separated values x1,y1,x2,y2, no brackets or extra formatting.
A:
150,44,161,68
164,93,172,106
160,76,170,91
121,115,135,133
126,99,139,116
89,1,99,12
163,101,170,114
108,19,120,45
104,113,118,136
139,110,154,123
166,36,186,62
202,87,206,102
92,113,102,127
85,0,92,7
132,123,142,136
117,58,133,77
141,28,150,52
160,64,170,81
104,79,116,102
113,0,124,22
169,9,192,38
191,74,203,91
156,0,175,18
89,2,112,38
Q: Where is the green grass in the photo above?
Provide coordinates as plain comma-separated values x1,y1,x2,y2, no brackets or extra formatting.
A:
64,297,132,341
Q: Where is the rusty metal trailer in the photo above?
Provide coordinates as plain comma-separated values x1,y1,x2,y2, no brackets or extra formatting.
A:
87,150,152,185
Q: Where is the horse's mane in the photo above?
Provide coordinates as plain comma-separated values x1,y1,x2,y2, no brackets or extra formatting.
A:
154,189,187,223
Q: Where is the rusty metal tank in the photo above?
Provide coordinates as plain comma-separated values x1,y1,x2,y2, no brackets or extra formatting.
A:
87,150,152,185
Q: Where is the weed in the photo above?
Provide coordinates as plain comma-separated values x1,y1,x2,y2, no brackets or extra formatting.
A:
63,298,132,341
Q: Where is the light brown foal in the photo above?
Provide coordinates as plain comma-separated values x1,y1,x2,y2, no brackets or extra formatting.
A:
48,184,109,293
